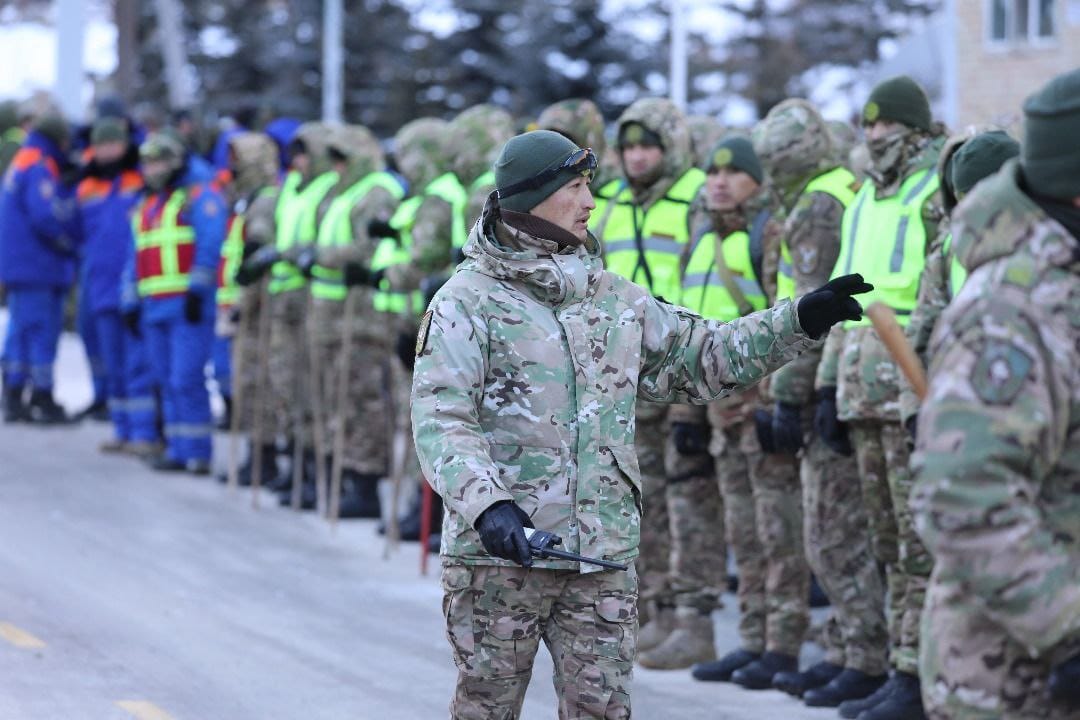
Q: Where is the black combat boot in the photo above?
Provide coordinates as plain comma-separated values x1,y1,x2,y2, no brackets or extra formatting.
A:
3,384,28,423
337,471,381,519
838,673,896,718
26,389,72,425
278,480,317,510
773,660,844,697
804,668,887,707
149,455,188,472
731,651,798,690
691,648,760,682
859,671,926,720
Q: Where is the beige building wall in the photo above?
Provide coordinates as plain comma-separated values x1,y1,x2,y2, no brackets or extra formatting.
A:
954,0,1080,129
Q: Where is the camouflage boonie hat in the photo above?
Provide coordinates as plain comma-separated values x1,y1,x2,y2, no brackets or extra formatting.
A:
448,104,516,186
752,98,832,185
394,117,450,190
536,98,607,159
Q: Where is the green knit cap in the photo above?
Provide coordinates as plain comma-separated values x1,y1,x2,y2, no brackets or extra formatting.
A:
950,131,1019,196
1021,67,1080,200
494,130,583,213
704,135,763,184
863,75,932,132
91,117,128,145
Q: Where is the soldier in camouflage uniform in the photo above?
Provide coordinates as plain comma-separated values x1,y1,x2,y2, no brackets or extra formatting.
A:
222,132,281,486
752,100,889,698
413,128,872,719
811,76,945,718
450,105,516,230
297,124,404,517
911,68,1080,720
589,98,704,652
536,98,616,190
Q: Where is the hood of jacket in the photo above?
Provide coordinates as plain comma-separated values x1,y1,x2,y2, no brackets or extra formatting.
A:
615,97,693,206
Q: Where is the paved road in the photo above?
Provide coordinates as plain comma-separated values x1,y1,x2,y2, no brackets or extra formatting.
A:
0,324,840,720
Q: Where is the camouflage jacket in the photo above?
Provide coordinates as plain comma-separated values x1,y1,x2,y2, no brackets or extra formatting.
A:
912,160,1080,666
816,134,944,421
412,195,817,570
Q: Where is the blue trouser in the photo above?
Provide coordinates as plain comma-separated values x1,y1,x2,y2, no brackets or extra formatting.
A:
143,311,214,462
78,285,108,403
95,310,158,443
213,334,232,399
1,285,65,391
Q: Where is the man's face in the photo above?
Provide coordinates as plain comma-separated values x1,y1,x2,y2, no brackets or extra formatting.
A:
621,143,664,183
93,140,126,165
705,167,759,212
529,175,596,241
867,119,904,142
291,151,310,176
141,158,174,189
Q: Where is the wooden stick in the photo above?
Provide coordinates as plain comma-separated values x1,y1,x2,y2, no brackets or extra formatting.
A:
329,289,357,532
226,290,253,493
250,281,274,510
383,357,404,560
289,293,307,511
307,294,329,517
865,301,928,401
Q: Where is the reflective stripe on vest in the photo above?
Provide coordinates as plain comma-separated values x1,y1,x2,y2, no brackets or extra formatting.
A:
424,172,469,250
372,196,424,315
592,168,705,301
216,215,244,308
269,170,339,294
681,229,767,322
776,166,858,301
311,172,406,302
941,232,968,299
132,188,195,298
836,168,939,327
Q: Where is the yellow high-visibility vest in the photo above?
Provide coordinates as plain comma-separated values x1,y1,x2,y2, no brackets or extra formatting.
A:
681,228,767,321
372,196,424,315
132,188,195,298
269,170,339,294
835,167,939,327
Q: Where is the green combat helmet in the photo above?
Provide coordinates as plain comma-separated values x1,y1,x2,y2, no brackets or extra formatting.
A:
752,98,833,201
448,105,516,188
393,117,450,192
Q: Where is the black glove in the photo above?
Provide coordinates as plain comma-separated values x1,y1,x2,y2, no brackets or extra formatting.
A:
396,328,417,372
1050,654,1080,706
813,386,852,456
475,501,534,567
671,421,710,455
772,402,803,454
236,245,280,286
367,218,399,240
753,408,776,454
797,273,874,339
421,274,449,309
342,262,384,288
183,290,203,324
122,305,141,338
293,247,317,278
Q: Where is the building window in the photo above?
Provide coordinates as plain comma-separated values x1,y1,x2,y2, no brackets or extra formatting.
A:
987,0,1056,43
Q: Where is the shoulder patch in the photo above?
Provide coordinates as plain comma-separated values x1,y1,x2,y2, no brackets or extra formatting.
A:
416,309,433,356
971,340,1033,406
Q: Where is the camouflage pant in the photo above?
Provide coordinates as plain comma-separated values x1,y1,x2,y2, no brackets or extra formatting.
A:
635,400,671,610
801,433,889,675
311,300,392,476
228,285,275,445
663,428,725,613
714,411,807,656
849,420,931,675
268,289,311,447
441,563,637,720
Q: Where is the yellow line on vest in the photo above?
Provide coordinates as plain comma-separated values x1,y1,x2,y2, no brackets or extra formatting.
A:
0,622,45,649
116,700,177,720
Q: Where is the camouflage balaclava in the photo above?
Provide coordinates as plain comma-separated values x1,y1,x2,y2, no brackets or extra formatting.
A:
393,117,450,192
862,75,935,189
752,98,833,205
326,123,385,187
615,97,692,204
228,131,279,199
449,105,516,188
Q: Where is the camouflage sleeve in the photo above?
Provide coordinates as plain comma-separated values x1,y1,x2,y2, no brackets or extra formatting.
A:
243,192,278,247
317,186,398,268
912,296,1079,657
898,228,951,424
386,195,454,290
815,323,845,390
758,216,782,306
411,285,515,527
771,192,844,405
638,296,817,404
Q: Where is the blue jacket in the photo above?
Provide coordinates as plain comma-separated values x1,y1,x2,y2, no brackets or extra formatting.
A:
123,158,227,323
75,155,143,314
0,131,77,287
